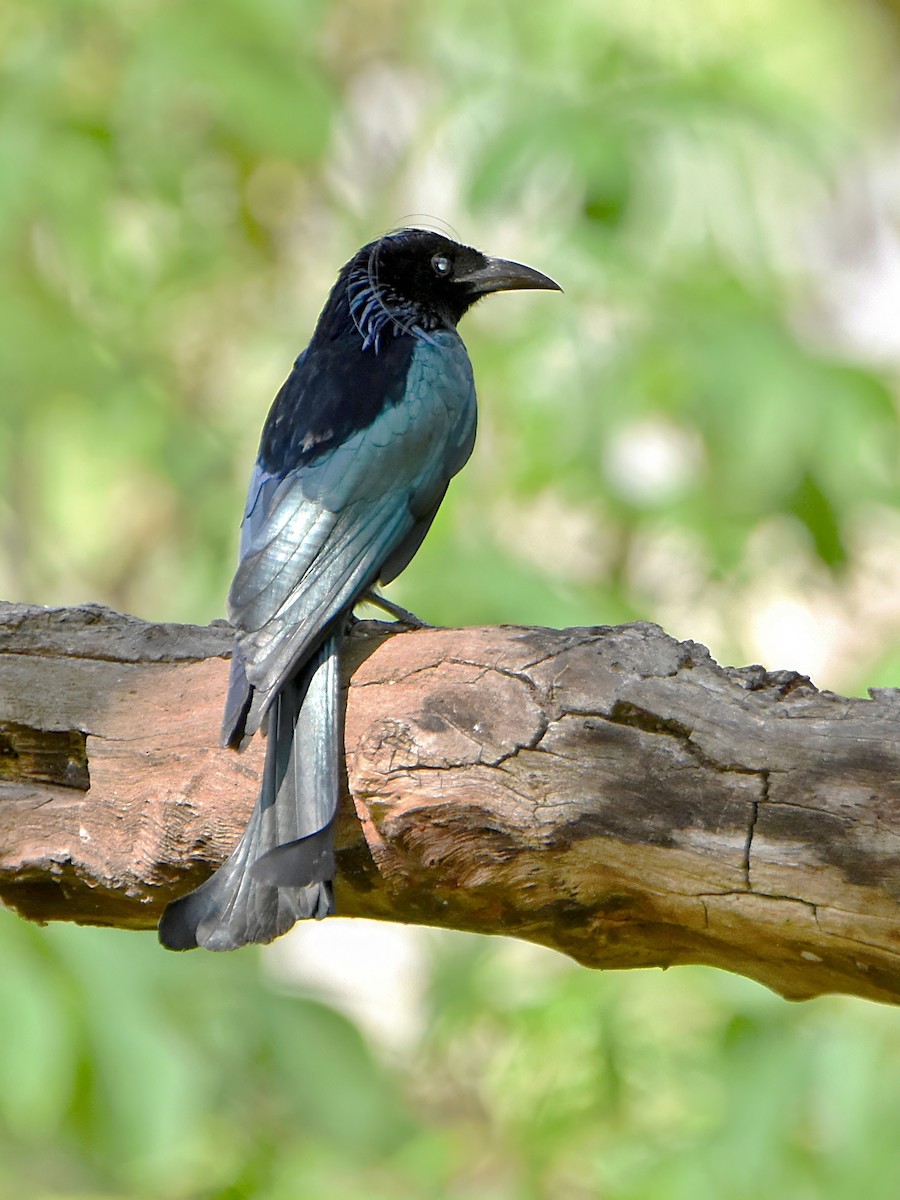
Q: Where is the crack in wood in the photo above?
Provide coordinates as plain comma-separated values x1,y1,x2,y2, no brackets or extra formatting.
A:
743,771,766,890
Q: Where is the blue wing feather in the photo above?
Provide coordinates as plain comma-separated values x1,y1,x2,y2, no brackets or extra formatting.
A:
222,331,476,746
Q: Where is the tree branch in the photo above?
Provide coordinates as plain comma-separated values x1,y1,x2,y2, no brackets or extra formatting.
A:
0,601,897,1004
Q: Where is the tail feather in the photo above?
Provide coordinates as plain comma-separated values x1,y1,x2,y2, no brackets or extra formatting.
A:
158,630,343,951
221,644,253,751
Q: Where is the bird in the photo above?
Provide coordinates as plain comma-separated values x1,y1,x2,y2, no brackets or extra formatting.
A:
158,228,560,951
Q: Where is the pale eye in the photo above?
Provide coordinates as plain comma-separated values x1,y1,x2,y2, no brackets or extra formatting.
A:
431,254,452,277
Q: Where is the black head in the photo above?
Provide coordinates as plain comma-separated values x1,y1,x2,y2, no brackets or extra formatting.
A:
336,229,561,345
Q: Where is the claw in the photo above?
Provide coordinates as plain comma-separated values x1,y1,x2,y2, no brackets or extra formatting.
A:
360,590,429,629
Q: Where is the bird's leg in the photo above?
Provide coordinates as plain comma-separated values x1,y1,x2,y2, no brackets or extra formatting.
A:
360,589,429,629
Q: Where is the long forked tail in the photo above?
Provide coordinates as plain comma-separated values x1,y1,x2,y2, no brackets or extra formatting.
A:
158,629,343,951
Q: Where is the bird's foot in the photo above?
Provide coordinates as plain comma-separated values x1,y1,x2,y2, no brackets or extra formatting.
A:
361,590,429,629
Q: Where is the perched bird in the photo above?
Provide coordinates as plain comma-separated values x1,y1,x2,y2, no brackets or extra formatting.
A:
158,228,560,951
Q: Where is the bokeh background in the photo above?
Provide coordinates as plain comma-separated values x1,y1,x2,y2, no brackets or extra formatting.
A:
1,2,899,1197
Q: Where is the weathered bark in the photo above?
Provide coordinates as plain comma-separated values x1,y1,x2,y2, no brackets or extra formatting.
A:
0,600,897,1005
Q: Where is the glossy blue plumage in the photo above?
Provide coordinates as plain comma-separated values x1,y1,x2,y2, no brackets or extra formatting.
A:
225,331,476,745
158,229,558,951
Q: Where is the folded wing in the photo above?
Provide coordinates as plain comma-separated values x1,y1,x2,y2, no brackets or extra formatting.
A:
222,332,477,748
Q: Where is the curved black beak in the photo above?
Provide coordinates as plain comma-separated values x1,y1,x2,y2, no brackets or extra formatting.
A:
456,255,562,296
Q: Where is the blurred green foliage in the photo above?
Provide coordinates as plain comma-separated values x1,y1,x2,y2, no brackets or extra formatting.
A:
1,1,899,1197
1,914,897,1200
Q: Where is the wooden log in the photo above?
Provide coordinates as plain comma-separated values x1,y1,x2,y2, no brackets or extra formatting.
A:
0,601,897,1005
